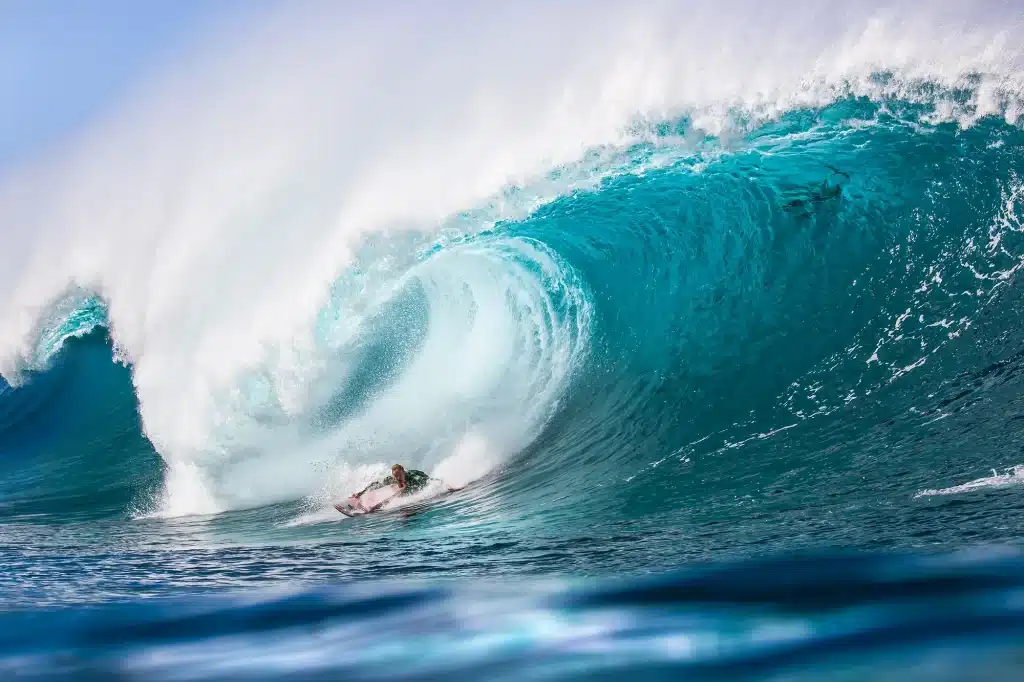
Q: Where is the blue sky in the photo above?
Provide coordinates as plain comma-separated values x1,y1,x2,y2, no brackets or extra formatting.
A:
0,0,250,170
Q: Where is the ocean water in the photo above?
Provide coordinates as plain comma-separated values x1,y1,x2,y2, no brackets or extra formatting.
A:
3,1,1024,679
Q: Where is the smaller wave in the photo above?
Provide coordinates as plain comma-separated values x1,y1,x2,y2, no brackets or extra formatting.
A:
915,465,1024,498
1,288,109,384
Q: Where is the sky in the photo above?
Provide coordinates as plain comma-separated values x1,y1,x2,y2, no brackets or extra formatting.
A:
0,0,251,171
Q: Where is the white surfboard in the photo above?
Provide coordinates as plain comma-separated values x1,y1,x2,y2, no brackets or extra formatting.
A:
334,483,401,516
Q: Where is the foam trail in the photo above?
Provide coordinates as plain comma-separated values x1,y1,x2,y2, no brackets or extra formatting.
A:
915,466,1024,498
1,1,1023,515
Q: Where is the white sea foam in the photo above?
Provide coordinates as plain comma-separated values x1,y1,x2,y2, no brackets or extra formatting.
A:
915,465,1024,498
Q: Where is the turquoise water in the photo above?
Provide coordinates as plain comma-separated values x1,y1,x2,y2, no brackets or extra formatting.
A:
4,3,1024,678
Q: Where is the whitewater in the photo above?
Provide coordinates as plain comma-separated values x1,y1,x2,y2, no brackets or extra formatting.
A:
3,1,1024,680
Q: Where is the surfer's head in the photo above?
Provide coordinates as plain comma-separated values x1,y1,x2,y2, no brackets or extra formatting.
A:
391,464,407,487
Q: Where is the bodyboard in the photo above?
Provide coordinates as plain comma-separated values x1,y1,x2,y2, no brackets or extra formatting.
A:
335,483,401,516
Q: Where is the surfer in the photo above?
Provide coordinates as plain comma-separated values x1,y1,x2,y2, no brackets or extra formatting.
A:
348,464,430,498
336,464,464,514
384,464,430,494
336,464,430,514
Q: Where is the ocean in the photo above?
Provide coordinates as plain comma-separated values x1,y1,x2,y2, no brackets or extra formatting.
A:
2,1,1024,679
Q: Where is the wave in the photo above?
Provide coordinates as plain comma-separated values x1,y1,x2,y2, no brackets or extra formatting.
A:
5,551,1024,680
0,330,162,520
2,1,1024,521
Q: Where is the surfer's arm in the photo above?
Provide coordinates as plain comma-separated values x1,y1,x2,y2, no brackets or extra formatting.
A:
354,480,387,497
